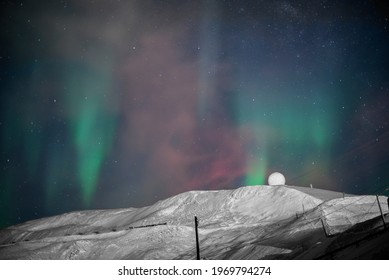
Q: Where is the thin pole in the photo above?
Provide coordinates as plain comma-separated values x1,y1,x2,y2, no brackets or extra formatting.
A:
321,218,328,237
376,195,386,229
194,216,200,260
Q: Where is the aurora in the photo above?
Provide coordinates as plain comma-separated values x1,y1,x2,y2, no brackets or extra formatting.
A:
0,0,388,228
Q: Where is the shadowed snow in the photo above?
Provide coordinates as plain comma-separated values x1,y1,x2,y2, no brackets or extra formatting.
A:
0,185,387,259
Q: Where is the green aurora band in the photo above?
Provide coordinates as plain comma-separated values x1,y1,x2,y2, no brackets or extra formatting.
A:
240,85,337,186
64,63,117,206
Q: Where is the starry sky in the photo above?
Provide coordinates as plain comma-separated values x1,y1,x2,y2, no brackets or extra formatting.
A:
1,0,389,228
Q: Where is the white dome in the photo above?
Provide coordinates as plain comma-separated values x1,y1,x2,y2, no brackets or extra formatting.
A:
268,172,286,185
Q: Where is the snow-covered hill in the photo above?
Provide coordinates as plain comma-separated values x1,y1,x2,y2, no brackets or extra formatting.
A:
0,185,388,259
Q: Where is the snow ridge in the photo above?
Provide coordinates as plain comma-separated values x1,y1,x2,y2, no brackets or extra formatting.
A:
0,185,387,259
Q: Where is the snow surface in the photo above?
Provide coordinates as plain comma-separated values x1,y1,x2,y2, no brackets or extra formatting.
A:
0,185,387,259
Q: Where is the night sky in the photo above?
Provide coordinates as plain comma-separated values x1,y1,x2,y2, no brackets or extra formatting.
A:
1,0,389,228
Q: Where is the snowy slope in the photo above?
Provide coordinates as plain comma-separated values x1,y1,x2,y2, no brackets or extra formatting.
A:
0,185,387,259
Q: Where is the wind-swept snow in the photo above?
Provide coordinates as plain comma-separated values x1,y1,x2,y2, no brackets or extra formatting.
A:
0,185,387,259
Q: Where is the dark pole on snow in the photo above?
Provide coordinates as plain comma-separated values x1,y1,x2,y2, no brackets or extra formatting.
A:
376,195,386,229
321,218,329,238
194,216,200,260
